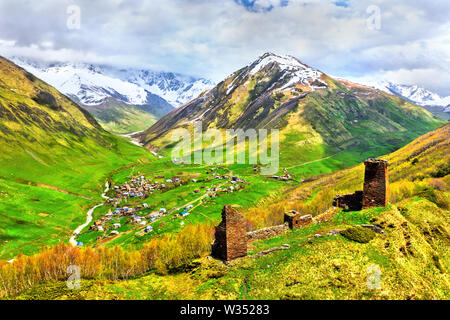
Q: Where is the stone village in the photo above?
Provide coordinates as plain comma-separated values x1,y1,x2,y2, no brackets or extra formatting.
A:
80,167,248,244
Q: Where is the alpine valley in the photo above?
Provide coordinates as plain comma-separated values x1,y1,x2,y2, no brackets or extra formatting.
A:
0,53,448,300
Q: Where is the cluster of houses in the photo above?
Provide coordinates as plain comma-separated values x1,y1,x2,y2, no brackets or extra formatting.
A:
90,204,168,240
106,174,190,205
86,170,248,242
204,175,247,199
269,173,293,181
269,169,293,181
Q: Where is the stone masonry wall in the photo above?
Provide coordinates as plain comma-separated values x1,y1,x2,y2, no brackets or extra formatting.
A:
333,191,363,211
247,224,289,242
362,159,389,209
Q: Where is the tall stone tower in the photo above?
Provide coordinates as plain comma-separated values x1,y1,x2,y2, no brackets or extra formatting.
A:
212,205,247,261
362,158,389,209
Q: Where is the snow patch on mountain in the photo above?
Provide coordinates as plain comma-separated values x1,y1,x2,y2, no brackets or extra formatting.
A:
11,58,149,106
246,52,325,92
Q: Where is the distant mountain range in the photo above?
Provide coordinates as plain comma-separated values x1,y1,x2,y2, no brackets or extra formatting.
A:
10,57,214,107
10,55,448,136
9,57,214,133
367,81,450,120
372,81,450,107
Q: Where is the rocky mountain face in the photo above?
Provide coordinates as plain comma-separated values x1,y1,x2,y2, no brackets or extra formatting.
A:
138,52,443,153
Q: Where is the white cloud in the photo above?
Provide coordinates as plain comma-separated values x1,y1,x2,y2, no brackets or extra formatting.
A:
0,0,449,95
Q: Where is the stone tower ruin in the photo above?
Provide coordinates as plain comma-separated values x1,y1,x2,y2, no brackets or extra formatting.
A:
333,158,389,210
362,158,389,209
211,205,247,261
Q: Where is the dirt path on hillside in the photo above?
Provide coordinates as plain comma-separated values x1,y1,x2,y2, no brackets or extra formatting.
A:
285,151,342,170
24,149,50,167
9,178,94,200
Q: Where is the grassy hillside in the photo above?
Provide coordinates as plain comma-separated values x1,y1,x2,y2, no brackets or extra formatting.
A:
98,123,449,300
0,56,151,259
3,124,448,300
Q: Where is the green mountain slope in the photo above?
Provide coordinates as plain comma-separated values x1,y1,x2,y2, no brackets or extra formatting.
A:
0,56,150,258
139,53,444,176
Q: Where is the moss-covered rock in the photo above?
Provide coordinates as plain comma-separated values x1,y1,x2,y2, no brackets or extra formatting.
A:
341,226,376,243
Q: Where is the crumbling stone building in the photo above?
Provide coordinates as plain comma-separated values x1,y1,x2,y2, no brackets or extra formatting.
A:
284,210,314,229
362,158,389,208
332,191,363,211
333,158,389,211
211,205,247,261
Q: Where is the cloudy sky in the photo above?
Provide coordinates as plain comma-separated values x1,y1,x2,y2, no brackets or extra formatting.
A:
1,0,449,95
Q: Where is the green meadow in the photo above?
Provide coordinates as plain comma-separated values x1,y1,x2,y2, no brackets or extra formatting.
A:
0,133,150,259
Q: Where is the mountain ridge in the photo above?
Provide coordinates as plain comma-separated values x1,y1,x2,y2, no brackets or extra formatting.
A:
138,52,444,156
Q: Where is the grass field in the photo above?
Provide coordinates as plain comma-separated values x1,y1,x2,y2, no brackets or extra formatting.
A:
0,134,151,259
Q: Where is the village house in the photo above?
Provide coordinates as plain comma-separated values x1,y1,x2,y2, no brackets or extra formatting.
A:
180,210,189,217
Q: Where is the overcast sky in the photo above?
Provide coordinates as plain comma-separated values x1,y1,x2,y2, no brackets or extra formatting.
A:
1,0,449,95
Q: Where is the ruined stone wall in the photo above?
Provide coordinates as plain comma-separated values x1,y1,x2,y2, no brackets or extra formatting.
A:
211,205,247,261
284,211,315,229
333,191,363,211
247,224,289,242
362,159,389,209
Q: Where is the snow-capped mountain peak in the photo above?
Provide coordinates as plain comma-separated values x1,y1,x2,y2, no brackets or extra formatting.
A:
11,57,149,106
249,52,316,74
118,69,214,107
225,52,326,96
